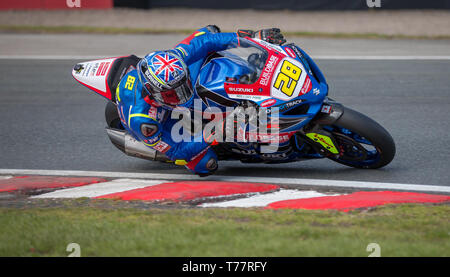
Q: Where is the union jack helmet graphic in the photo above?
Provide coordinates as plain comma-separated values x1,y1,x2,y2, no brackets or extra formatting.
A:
137,50,193,107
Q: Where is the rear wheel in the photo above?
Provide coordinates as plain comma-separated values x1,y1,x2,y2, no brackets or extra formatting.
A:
324,107,395,169
105,101,124,130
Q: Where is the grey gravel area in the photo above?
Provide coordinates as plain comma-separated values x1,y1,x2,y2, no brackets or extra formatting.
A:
0,8,449,37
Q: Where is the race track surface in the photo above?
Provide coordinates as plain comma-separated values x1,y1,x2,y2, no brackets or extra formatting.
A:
0,35,449,187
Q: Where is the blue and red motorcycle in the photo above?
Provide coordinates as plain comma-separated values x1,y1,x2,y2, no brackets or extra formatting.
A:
73,37,395,170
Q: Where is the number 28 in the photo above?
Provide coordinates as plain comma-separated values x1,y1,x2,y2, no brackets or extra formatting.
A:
124,76,136,91
273,60,302,97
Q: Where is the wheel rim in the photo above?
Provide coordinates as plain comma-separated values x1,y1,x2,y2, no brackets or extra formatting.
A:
323,125,381,167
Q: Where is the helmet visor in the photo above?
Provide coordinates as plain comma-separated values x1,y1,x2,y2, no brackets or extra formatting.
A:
146,79,193,106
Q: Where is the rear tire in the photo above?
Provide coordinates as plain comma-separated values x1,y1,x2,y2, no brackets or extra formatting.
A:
327,107,395,169
105,101,124,130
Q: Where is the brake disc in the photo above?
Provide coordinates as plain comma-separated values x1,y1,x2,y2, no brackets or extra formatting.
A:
332,132,368,162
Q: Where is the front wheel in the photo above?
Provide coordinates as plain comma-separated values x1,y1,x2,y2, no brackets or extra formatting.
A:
323,107,396,169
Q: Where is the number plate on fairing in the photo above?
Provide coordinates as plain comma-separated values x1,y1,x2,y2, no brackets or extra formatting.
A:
270,57,312,101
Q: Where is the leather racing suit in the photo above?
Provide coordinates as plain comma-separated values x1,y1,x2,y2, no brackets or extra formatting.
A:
115,26,241,176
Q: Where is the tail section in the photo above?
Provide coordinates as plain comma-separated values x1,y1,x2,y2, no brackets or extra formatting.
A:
72,57,119,101
73,55,141,102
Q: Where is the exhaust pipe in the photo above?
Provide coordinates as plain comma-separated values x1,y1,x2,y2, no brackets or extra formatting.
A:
105,128,170,162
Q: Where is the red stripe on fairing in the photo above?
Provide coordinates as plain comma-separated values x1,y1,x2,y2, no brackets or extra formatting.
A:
266,191,450,211
96,62,105,76
95,181,279,202
284,47,296,58
74,77,112,100
0,176,107,192
101,62,110,76
101,58,118,100
300,76,312,95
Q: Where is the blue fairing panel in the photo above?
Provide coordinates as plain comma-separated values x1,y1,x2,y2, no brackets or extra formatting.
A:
195,56,251,110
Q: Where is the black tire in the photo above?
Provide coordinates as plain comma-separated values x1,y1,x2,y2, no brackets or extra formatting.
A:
105,101,124,130
327,107,395,169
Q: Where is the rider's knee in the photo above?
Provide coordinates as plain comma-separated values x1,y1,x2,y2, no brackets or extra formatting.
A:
187,148,218,176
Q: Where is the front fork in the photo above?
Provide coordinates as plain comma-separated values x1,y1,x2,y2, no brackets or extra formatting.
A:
293,98,345,157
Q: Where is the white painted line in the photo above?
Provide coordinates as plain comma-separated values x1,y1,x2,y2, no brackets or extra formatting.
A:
0,175,13,180
2,169,449,194
31,178,166,199
201,189,335,208
1,55,449,60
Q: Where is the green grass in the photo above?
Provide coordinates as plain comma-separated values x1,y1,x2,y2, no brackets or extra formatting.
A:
0,203,449,257
1,25,449,39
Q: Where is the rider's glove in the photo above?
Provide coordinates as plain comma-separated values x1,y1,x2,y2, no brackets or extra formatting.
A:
237,28,286,45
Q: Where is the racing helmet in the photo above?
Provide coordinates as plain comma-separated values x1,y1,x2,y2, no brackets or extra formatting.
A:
137,51,193,107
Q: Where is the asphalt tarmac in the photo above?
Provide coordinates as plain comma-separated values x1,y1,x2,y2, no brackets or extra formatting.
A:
1,56,449,186
2,33,450,58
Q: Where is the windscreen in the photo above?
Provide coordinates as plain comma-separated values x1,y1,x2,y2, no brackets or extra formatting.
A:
218,38,269,85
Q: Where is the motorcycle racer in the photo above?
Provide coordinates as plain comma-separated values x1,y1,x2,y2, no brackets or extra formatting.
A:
115,25,285,176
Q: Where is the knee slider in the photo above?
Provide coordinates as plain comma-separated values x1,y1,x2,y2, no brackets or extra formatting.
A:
188,148,218,176
205,157,218,172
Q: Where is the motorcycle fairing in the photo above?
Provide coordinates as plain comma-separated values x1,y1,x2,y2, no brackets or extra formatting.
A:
194,38,330,161
72,56,122,101
195,57,247,109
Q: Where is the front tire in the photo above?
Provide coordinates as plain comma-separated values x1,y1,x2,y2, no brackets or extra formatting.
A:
325,107,395,169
